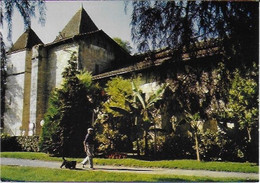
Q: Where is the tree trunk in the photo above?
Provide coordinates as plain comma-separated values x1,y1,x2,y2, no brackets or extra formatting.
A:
135,117,140,156
136,138,140,156
247,127,252,142
144,130,148,156
194,133,200,161
154,124,157,159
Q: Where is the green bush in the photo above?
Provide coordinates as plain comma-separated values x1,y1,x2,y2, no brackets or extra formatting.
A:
1,133,21,151
160,133,194,159
16,136,39,152
1,133,39,152
39,53,102,157
199,130,230,161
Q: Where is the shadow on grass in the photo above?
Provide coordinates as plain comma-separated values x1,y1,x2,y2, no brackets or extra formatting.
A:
155,178,191,182
1,178,26,182
96,167,152,172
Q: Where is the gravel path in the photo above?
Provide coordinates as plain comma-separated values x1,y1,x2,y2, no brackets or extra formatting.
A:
1,157,259,179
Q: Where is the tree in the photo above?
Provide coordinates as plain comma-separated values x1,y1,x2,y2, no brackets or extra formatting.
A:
0,0,46,131
113,37,132,54
130,1,258,65
184,112,203,161
109,79,167,155
39,52,101,157
216,64,258,162
95,76,138,154
129,1,258,161
226,68,258,142
0,34,6,129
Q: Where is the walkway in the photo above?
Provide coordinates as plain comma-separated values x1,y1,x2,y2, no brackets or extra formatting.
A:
1,158,259,180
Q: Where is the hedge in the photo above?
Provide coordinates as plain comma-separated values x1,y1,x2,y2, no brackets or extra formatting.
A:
1,134,39,152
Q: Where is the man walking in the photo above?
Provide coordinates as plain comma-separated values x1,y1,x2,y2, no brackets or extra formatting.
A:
81,128,95,169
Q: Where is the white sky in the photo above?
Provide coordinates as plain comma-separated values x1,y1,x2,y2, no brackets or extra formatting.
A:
1,1,134,51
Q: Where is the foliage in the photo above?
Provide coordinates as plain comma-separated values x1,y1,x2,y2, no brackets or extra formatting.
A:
160,132,194,160
1,134,39,152
199,130,230,161
184,112,203,161
0,34,6,129
216,63,259,162
95,77,138,154
225,67,258,142
130,1,258,65
16,136,40,152
103,76,136,115
159,61,227,161
39,52,101,157
1,133,21,151
158,58,258,162
113,37,132,54
96,76,167,156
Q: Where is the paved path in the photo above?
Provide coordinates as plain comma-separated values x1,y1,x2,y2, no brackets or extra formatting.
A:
1,158,259,180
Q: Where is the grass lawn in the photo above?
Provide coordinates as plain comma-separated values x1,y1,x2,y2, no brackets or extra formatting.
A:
1,165,258,182
1,152,258,173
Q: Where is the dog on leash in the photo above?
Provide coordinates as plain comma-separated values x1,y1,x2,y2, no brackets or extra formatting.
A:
60,157,77,169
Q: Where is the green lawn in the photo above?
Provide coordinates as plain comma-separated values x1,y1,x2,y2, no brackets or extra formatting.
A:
1,152,258,173
1,165,257,182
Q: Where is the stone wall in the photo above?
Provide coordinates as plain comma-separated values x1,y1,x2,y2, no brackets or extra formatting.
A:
22,50,32,136
47,43,79,89
4,32,132,136
78,32,131,75
4,51,27,135
30,44,48,135
79,34,115,74
79,42,114,74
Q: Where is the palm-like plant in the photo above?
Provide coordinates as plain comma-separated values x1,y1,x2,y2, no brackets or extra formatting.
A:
110,81,167,155
184,112,203,161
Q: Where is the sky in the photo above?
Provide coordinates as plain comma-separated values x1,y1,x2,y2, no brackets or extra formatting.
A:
1,1,135,51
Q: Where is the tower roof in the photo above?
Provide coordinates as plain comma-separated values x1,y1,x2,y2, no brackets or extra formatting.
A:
9,27,43,52
55,7,98,41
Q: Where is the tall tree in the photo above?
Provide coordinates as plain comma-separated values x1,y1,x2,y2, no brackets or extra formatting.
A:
39,52,100,157
216,64,258,162
130,1,258,65
0,34,6,129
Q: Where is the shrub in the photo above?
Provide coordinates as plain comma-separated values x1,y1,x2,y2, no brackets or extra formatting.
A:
39,53,102,157
1,133,39,152
16,136,40,152
1,133,21,151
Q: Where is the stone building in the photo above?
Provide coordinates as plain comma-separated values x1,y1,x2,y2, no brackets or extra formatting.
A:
4,7,131,136
4,7,220,136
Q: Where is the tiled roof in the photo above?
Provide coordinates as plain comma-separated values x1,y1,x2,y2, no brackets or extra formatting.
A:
9,28,43,53
54,7,98,41
93,42,221,80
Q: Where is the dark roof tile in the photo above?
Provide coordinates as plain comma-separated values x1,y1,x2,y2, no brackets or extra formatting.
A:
9,28,43,53
54,7,98,41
